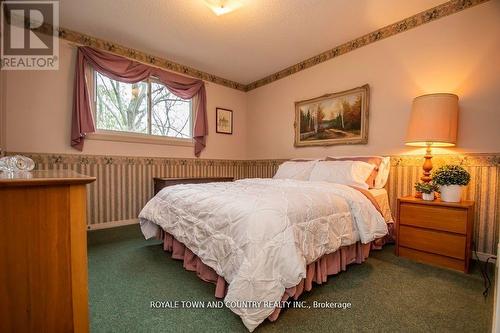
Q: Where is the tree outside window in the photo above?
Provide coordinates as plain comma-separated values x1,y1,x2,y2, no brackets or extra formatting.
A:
95,71,192,139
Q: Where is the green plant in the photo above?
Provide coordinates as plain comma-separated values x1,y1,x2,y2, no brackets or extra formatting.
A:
432,165,471,186
414,182,438,194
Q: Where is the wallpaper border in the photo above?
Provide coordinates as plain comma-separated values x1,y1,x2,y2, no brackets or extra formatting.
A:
7,151,498,167
245,0,490,91
57,28,246,91
21,0,490,92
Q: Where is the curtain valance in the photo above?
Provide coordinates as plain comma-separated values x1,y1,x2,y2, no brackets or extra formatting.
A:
71,47,208,156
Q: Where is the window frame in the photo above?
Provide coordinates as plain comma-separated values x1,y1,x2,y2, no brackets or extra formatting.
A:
87,69,194,147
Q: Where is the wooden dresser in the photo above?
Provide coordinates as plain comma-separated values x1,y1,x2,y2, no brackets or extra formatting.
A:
0,170,96,332
396,196,474,273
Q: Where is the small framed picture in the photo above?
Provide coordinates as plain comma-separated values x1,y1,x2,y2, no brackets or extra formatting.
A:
216,107,233,134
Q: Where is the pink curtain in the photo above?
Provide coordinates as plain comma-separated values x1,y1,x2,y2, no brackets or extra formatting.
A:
71,47,208,156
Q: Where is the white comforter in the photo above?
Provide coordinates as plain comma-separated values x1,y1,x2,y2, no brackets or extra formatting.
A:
139,178,388,331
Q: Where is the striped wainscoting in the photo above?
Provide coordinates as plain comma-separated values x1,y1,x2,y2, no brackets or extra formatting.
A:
13,153,251,229
7,152,499,255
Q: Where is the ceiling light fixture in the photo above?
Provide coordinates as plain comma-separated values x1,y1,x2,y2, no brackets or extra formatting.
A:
204,0,242,16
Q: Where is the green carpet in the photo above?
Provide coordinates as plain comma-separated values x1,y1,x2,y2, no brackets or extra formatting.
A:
88,225,494,333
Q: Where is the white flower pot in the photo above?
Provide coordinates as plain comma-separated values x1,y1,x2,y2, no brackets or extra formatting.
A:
422,192,435,201
439,185,463,202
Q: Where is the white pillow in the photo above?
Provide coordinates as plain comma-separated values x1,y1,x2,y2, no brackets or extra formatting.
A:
309,160,375,189
325,155,391,189
374,156,390,189
273,161,317,180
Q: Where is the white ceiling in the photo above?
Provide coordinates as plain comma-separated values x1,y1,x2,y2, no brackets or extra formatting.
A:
60,0,446,84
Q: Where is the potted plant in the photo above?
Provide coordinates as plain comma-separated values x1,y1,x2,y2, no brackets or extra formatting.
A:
432,165,471,202
414,182,438,201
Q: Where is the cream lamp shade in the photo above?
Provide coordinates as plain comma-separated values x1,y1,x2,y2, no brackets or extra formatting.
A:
405,93,458,147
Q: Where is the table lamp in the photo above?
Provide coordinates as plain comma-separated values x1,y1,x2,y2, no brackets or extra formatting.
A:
405,93,458,183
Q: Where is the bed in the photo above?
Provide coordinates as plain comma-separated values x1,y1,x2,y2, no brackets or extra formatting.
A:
139,158,394,331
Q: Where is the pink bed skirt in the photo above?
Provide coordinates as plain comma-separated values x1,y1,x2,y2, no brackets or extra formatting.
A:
158,222,394,322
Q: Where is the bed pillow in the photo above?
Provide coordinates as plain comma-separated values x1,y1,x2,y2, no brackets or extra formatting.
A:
326,156,389,188
373,157,390,189
273,161,317,180
309,160,375,189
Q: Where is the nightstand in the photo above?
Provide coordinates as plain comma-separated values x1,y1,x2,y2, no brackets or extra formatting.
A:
396,196,475,273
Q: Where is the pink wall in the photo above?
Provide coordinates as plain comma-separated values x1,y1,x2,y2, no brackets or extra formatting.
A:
246,2,500,159
3,2,499,161
4,42,248,159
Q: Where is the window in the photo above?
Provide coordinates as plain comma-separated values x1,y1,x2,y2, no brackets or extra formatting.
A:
93,71,192,141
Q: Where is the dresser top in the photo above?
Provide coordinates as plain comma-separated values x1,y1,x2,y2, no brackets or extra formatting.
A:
0,170,96,187
399,195,474,208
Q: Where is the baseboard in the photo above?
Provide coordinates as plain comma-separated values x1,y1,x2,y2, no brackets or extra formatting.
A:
87,218,139,231
474,251,497,263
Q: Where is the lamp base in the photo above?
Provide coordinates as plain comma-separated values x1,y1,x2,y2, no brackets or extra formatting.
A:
421,144,433,183
414,144,433,198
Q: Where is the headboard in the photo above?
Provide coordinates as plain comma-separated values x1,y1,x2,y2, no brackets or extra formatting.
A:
153,177,234,195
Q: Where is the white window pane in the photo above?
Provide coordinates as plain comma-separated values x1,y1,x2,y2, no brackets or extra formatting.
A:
95,72,148,134
151,82,191,138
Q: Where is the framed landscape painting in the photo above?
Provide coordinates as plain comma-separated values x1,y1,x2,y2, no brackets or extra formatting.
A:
294,84,370,147
216,107,233,134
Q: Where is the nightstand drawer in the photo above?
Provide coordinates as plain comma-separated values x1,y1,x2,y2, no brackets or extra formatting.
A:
399,225,466,259
398,247,464,271
399,203,467,234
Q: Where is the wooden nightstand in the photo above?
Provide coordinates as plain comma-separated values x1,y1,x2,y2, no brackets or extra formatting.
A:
396,196,475,273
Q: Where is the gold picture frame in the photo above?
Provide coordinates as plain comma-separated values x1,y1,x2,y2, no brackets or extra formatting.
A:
294,84,370,147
